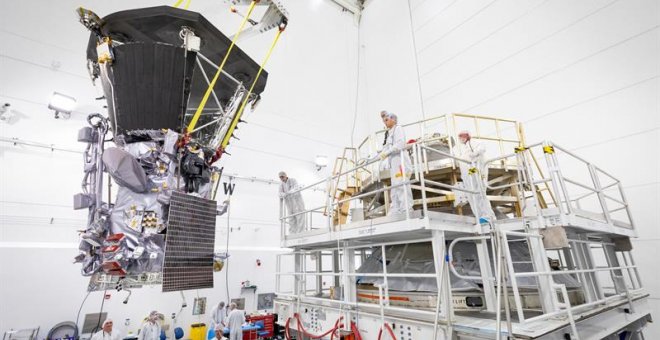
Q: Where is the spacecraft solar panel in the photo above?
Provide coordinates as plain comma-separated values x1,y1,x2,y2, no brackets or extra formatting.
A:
162,191,217,292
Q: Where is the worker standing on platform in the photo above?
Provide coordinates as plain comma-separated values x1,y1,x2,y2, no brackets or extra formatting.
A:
279,171,306,233
456,131,495,220
456,131,488,185
378,113,413,215
380,110,389,145
226,303,245,340
378,111,391,172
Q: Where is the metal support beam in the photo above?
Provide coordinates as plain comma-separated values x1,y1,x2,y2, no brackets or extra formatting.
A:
341,246,356,331
315,251,323,296
476,239,497,312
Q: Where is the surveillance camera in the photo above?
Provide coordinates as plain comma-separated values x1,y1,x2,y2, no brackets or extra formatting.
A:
0,103,16,123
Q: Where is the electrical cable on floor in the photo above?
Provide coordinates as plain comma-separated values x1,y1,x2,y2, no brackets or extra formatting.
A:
75,291,91,334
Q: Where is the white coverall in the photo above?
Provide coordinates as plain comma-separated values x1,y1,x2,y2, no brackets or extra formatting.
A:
91,331,121,340
456,139,495,220
280,177,306,233
381,125,413,214
226,309,246,340
137,322,161,340
210,304,227,329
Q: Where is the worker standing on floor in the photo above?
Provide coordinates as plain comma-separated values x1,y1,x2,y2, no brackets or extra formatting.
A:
226,303,245,340
91,319,121,340
279,171,306,233
137,311,161,340
377,113,413,215
455,130,495,220
210,301,227,329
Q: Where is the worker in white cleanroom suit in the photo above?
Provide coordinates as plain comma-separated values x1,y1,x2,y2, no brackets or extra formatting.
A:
279,171,306,233
137,311,161,340
91,319,121,340
378,113,413,215
210,301,227,329
378,111,391,172
455,131,495,221
226,303,245,340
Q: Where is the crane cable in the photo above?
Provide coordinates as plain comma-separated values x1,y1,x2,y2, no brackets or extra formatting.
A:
219,24,285,150
187,0,258,132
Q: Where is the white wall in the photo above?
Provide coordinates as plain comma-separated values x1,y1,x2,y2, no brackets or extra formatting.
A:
0,0,358,337
358,0,659,336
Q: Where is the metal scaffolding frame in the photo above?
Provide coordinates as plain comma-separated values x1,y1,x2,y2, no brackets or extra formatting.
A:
274,114,650,339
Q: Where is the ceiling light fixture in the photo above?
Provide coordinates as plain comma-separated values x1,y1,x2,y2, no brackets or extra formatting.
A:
315,155,328,171
48,92,77,119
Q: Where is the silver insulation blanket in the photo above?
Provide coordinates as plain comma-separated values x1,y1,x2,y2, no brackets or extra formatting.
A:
357,241,581,292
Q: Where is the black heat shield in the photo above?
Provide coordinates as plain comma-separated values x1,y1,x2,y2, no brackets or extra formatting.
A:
86,6,268,135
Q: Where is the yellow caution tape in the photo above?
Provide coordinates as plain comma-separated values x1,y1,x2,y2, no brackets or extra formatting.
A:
543,145,555,154
187,0,258,132
220,27,284,149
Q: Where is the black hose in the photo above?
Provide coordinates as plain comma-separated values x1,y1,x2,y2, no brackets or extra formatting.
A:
75,291,91,339
91,290,107,334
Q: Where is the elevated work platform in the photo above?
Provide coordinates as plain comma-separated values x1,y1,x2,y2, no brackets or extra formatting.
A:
275,113,649,340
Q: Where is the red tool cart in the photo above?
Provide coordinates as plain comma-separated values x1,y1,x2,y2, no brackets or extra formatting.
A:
247,313,275,338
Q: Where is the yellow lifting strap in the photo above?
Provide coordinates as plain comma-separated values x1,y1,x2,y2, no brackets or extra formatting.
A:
220,27,284,149
187,0,258,132
543,145,555,154
173,0,191,9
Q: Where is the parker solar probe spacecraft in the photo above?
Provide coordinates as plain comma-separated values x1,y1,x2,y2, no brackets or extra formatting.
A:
72,2,287,292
